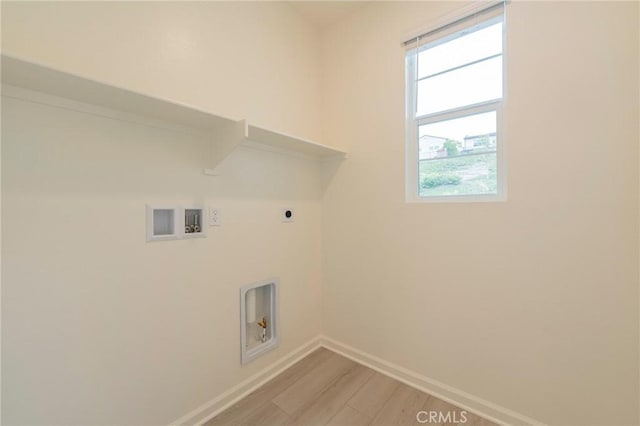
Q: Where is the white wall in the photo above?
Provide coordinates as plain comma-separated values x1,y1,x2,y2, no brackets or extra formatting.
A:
320,2,639,425
1,2,324,425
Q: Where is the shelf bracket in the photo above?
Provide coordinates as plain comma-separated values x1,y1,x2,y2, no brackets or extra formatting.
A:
203,119,248,176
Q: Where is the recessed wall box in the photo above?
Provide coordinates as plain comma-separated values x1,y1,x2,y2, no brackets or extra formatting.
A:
146,205,179,242
240,279,279,364
183,207,206,238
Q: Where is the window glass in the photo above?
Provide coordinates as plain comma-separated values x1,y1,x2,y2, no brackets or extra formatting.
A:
418,111,497,197
416,56,502,117
417,22,502,79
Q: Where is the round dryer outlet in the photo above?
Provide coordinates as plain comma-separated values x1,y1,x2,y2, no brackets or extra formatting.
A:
281,209,294,223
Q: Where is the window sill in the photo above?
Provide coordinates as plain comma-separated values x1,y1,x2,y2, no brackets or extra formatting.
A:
405,193,506,203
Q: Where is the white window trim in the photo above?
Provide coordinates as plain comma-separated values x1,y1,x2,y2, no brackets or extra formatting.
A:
405,13,507,204
400,1,504,47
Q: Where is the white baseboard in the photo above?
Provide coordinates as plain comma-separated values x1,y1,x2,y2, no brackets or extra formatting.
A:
171,336,322,426
319,336,545,426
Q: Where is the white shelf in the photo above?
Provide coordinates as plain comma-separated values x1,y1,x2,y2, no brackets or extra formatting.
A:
1,54,346,172
247,125,343,159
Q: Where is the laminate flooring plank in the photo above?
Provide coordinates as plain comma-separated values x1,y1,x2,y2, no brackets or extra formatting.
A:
347,372,399,418
272,354,357,415
205,348,333,425
237,402,290,426
419,395,463,426
288,363,374,426
420,396,498,426
207,348,499,426
370,383,429,426
326,405,372,426
460,412,499,426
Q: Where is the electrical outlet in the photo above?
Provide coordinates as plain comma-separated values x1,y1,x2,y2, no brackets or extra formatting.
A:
281,208,294,223
209,207,221,226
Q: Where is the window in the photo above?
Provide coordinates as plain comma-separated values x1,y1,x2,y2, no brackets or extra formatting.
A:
405,8,505,202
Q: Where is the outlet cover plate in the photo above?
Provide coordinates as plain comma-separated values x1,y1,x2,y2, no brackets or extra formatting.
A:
209,207,221,226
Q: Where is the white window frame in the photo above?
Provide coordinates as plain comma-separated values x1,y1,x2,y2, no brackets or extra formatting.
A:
405,13,507,203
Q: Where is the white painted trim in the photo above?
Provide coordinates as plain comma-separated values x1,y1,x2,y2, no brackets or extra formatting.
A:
3,85,346,177
240,139,346,162
401,1,504,46
170,336,322,426
404,14,506,204
1,84,204,137
2,55,347,163
203,141,345,177
319,336,545,426
240,139,321,162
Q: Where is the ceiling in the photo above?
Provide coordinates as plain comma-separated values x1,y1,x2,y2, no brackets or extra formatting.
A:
288,1,369,29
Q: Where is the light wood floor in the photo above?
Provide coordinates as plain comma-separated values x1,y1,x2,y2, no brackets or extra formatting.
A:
205,348,497,426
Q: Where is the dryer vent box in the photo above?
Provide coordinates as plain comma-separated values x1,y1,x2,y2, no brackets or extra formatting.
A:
147,206,178,241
